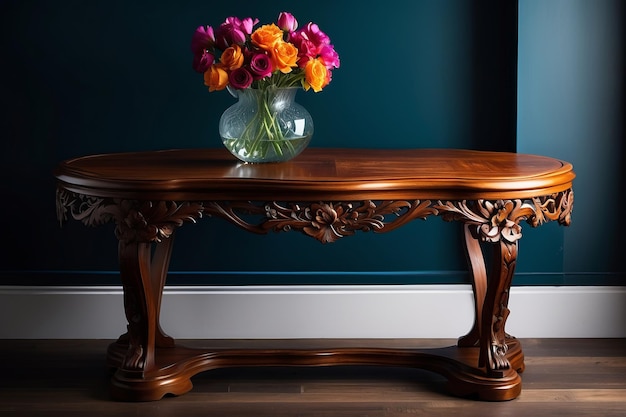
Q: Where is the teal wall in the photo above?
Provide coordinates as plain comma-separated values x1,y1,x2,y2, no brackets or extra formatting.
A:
516,0,624,285
1,1,622,286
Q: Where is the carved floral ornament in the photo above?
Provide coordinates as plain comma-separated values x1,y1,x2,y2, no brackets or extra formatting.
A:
56,188,573,244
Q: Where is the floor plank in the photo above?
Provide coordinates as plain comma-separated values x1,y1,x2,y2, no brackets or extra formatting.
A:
0,339,624,417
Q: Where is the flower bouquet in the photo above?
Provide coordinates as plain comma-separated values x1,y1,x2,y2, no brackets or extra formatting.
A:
191,12,340,162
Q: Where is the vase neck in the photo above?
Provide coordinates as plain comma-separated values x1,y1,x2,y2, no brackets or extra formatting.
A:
236,86,298,109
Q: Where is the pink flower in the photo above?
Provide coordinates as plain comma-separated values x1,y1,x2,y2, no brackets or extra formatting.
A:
319,44,340,69
215,16,259,50
228,67,253,89
291,22,338,68
191,26,216,73
277,12,298,32
298,22,331,48
239,17,258,34
249,53,273,80
291,38,315,67
191,25,215,54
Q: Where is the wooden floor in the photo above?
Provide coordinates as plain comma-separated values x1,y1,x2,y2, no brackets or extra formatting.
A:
1,338,625,416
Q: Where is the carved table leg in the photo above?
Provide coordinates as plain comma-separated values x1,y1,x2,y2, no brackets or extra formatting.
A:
108,232,193,400
446,222,524,400
458,223,487,347
478,238,520,376
149,236,176,348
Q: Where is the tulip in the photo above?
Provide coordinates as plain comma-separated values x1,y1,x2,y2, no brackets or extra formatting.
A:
191,25,215,54
277,12,298,32
215,16,259,50
192,50,214,73
240,17,258,34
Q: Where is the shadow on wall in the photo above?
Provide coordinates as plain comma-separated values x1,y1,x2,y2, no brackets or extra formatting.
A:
469,2,518,152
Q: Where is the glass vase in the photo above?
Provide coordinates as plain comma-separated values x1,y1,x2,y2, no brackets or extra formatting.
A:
219,86,314,163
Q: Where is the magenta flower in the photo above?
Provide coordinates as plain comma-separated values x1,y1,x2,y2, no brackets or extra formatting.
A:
192,50,214,73
277,12,298,32
298,22,331,48
215,16,259,50
228,67,253,89
319,44,340,69
293,38,317,67
249,53,273,80
290,22,336,68
239,17,258,35
191,25,215,54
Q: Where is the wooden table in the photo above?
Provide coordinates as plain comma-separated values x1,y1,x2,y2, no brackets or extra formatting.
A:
55,148,575,401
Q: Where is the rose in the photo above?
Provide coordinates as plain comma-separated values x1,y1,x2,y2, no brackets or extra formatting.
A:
303,58,328,92
249,53,273,79
204,65,229,91
271,42,299,74
251,23,284,50
220,44,244,70
229,67,253,89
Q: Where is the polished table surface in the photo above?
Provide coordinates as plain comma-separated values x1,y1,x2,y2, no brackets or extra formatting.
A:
55,148,575,401
56,147,574,200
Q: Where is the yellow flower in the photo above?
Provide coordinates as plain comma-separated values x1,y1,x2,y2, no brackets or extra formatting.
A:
220,44,245,70
271,42,298,74
204,64,229,91
303,58,328,92
251,23,284,50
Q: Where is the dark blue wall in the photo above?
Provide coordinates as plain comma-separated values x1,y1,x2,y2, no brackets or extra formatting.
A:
1,1,622,286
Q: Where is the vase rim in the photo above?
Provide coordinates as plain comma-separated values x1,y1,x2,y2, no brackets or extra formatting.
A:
227,85,301,91
227,85,301,99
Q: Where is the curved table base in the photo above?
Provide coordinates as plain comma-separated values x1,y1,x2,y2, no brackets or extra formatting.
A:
107,337,525,402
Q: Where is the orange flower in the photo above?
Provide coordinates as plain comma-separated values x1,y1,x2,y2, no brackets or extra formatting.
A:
204,65,229,91
220,44,244,70
271,42,298,74
251,23,284,50
303,58,328,92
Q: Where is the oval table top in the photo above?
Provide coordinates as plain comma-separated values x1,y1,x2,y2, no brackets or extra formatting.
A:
55,148,575,201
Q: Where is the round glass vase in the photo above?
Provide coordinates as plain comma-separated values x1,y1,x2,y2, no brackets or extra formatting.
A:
219,86,314,163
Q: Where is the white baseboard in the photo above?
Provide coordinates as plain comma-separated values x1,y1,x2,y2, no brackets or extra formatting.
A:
1,285,624,339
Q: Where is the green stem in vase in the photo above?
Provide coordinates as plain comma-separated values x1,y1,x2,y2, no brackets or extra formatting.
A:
244,88,294,160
